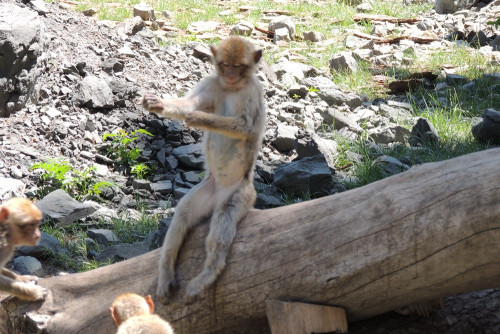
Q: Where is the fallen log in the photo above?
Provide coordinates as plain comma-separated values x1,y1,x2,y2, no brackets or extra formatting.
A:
2,148,500,333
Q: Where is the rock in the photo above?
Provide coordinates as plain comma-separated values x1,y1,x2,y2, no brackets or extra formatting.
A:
28,0,49,15
356,2,373,12
471,109,500,144
273,27,291,43
116,16,145,36
373,155,410,175
87,229,118,245
255,193,281,209
174,187,190,200
12,256,43,276
18,232,64,258
378,103,411,121
133,2,156,21
82,8,97,16
273,155,334,196
467,30,489,47
0,3,47,116
344,35,373,49
231,20,254,36
369,126,411,144
192,44,212,60
184,171,202,184
268,16,295,40
317,89,362,109
187,21,220,34
96,242,150,262
150,180,173,194
300,76,339,91
490,35,500,51
320,108,363,133
408,118,440,147
303,31,324,42
329,52,358,73
434,0,476,14
172,143,204,169
0,177,25,201
36,189,97,226
287,85,309,98
76,76,114,109
294,130,337,168
271,59,304,85
272,125,298,151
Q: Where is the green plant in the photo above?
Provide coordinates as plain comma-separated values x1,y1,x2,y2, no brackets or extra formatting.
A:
131,163,152,180
102,129,153,166
308,86,320,93
30,158,113,200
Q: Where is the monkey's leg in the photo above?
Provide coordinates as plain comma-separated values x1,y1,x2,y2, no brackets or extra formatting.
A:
1,268,37,283
156,176,217,303
186,181,256,299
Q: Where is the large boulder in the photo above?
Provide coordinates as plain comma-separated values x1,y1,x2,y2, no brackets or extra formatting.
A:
434,0,476,14
0,3,47,116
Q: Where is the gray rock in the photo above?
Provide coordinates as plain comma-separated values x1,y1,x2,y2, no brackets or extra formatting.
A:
409,118,440,146
373,155,410,175
287,85,309,98
294,130,337,168
356,2,373,12
434,0,476,14
174,187,190,200
132,179,151,191
255,193,281,209
273,125,298,151
87,229,118,245
268,16,295,40
344,35,373,49
36,189,97,226
12,256,43,276
472,109,500,144
467,30,489,47
274,27,291,43
192,44,212,60
172,143,204,169
329,52,358,73
76,76,114,109
317,89,362,109
133,2,156,21
273,155,334,196
320,108,363,133
165,155,179,170
97,242,149,262
184,171,202,184
303,31,324,42
369,126,411,144
151,180,173,194
18,232,64,257
378,103,411,121
271,60,305,85
490,35,500,51
28,0,49,15
0,3,47,116
300,76,339,91
116,16,145,36
82,8,97,16
231,20,254,36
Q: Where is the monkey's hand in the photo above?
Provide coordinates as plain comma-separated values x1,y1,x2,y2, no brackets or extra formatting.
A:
142,93,166,114
14,282,48,301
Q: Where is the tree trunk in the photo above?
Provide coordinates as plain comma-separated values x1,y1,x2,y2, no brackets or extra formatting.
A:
2,148,500,334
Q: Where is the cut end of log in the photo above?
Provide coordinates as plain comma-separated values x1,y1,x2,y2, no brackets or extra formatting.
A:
266,300,348,334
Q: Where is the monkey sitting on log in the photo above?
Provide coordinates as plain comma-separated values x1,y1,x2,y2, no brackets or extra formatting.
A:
142,36,266,303
0,198,47,301
110,293,174,334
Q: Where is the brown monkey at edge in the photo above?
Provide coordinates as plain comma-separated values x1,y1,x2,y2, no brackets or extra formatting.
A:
0,198,47,301
142,36,266,302
110,293,174,334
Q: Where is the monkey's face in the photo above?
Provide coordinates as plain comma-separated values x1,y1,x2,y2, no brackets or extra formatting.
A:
217,62,249,87
11,220,42,246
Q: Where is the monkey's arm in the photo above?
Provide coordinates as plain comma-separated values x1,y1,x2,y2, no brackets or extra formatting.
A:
142,78,217,120
184,111,260,140
2,268,37,283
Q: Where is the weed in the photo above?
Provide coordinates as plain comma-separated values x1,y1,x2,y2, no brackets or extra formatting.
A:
102,128,153,167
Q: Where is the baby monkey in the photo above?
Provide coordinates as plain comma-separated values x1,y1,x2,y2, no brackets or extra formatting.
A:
110,293,174,334
142,36,266,302
0,198,47,301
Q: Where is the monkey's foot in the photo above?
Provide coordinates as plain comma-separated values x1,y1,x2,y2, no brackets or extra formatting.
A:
19,285,48,301
185,277,205,304
142,93,165,114
155,276,178,305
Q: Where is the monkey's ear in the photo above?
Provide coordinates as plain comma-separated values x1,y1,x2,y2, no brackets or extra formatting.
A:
144,294,154,314
110,307,121,326
210,45,218,58
0,207,9,224
254,49,263,64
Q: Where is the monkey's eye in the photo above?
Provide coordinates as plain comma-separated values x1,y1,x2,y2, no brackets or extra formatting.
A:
233,64,241,68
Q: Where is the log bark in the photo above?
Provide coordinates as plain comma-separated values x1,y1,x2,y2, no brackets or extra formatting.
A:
2,148,500,334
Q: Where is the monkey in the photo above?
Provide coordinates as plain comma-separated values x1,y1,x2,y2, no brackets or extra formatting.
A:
110,292,174,334
0,197,47,301
142,36,266,302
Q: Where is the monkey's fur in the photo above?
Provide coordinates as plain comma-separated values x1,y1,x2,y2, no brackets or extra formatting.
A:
142,36,266,302
0,198,47,301
110,293,174,334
